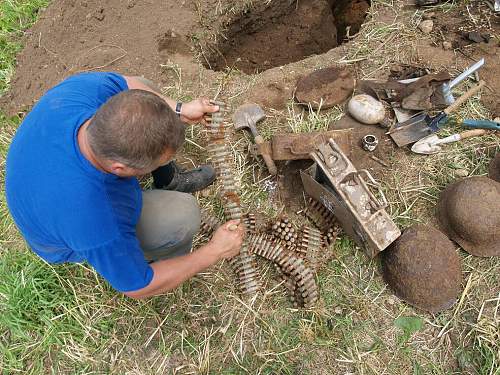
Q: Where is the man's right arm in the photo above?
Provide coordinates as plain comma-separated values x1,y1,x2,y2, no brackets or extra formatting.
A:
123,219,244,299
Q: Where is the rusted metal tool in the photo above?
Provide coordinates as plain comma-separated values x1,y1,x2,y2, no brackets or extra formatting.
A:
207,102,260,296
301,138,401,258
251,129,353,161
389,81,486,147
233,103,278,175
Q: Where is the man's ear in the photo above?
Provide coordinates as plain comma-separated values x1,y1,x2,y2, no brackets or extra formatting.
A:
109,161,132,177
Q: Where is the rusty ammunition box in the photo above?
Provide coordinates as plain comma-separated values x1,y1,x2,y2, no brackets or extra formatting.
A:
300,138,401,258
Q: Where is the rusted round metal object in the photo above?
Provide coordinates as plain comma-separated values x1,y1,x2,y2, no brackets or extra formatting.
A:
488,153,500,183
382,225,462,313
437,176,500,257
295,67,354,109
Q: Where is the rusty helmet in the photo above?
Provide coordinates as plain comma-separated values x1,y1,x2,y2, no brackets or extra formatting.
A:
382,225,461,313
437,176,500,257
489,153,500,183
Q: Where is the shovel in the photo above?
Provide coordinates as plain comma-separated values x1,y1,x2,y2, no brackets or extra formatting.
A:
233,103,278,175
411,128,488,154
389,81,486,147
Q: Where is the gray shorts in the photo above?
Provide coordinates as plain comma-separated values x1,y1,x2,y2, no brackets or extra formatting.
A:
136,190,201,262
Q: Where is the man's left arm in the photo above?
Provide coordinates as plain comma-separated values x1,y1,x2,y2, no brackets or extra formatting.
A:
123,76,219,125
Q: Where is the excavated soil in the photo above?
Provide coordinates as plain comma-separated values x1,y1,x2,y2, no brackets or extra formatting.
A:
204,0,369,74
1,0,200,114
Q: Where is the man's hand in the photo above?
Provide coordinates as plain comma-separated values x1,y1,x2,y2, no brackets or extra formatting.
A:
206,219,245,259
180,98,219,125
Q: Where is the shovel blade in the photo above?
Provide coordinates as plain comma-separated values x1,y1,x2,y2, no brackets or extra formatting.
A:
389,122,434,147
233,103,266,130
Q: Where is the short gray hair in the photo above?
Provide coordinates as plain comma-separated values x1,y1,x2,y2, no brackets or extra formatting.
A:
87,90,185,169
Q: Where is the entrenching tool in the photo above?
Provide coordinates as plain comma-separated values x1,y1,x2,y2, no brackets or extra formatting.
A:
233,103,278,175
389,81,486,147
411,129,488,155
301,138,401,259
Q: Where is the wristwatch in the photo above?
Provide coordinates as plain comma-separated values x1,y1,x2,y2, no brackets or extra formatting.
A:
175,102,182,117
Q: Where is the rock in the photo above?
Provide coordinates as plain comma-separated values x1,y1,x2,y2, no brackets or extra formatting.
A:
467,32,489,43
382,225,462,313
454,168,469,177
295,67,354,109
418,20,434,34
442,41,452,50
347,94,386,125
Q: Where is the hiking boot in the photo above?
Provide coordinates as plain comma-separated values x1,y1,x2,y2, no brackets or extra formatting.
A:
154,162,216,193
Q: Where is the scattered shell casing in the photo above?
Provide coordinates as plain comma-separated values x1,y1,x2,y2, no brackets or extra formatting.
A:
304,196,337,234
248,233,318,308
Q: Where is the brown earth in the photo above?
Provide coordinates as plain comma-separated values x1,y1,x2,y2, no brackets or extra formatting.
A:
1,0,202,114
204,0,369,74
1,0,499,178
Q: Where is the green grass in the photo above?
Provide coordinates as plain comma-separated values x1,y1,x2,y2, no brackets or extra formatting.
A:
0,0,48,94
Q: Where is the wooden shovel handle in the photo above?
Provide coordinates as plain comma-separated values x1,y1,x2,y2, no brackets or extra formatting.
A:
459,128,488,139
444,80,485,115
255,135,278,175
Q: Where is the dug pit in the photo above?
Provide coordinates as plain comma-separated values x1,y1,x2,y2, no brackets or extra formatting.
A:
204,0,370,74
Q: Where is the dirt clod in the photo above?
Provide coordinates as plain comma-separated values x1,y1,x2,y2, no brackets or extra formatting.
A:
382,225,462,313
295,67,354,109
419,20,434,34
442,41,452,50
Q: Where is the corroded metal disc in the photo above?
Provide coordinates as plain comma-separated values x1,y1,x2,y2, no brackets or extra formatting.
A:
489,153,500,183
437,176,500,257
382,225,462,313
295,67,354,109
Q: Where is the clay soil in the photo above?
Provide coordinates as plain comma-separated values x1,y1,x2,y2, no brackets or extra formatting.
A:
204,0,369,74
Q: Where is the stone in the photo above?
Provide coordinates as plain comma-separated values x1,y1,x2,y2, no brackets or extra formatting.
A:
382,225,462,313
442,41,452,50
418,20,434,34
347,94,386,125
454,168,469,177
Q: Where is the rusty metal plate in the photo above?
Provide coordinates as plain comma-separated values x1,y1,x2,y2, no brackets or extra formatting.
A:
271,129,352,160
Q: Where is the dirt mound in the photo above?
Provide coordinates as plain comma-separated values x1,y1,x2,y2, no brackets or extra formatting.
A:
382,225,462,314
204,0,369,74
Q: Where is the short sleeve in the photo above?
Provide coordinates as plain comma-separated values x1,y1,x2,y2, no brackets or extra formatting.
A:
95,72,129,105
83,234,154,292
45,72,129,113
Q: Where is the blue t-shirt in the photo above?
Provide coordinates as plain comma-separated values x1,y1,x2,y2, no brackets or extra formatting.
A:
5,72,154,292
